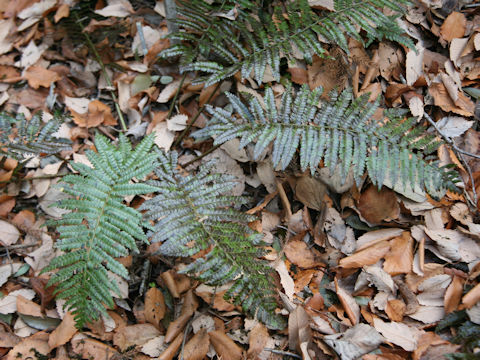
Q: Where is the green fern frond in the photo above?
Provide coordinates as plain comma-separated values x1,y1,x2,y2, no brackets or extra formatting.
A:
194,84,459,198
0,112,71,160
160,0,413,86
43,134,157,328
140,150,285,330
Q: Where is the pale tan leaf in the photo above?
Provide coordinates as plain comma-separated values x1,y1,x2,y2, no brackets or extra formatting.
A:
339,241,390,269
335,277,360,325
275,260,295,301
183,329,210,360
462,282,480,309
113,324,161,351
444,275,464,313
94,0,134,17
373,317,421,351
71,334,118,360
383,232,413,275
440,12,466,41
6,338,50,360
144,287,166,329
0,220,20,246
0,289,35,314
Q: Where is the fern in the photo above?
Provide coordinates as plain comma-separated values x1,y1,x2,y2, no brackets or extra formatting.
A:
161,0,414,86
0,112,71,160
42,134,157,328
140,150,285,330
194,84,459,197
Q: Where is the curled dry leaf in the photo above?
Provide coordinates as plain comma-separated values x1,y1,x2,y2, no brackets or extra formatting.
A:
288,306,312,357
335,277,360,325
339,241,390,269
444,275,464,313
158,332,183,360
70,100,117,128
209,330,244,360
462,282,480,309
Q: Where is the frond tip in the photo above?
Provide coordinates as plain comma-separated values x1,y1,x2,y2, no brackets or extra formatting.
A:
141,150,286,330
43,133,157,328
195,84,459,198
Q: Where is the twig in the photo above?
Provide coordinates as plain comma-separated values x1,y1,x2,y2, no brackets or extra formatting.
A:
75,14,127,132
424,112,478,206
183,144,221,167
173,82,222,148
166,73,188,120
264,348,302,359
136,21,148,56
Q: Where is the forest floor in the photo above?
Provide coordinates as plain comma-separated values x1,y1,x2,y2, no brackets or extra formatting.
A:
1,0,480,359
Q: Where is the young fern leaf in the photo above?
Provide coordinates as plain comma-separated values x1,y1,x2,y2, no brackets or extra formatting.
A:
140,150,285,330
42,134,157,328
0,112,71,160
194,84,459,198
161,0,413,86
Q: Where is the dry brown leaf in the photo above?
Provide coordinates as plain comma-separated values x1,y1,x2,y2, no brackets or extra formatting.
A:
247,322,269,359
195,284,236,312
70,100,117,127
412,331,452,360
335,277,360,325
357,185,399,224
462,282,480,309
288,306,312,357
288,67,308,85
144,287,166,329
209,330,244,360
294,175,327,211
158,332,183,360
378,42,403,81
444,275,464,313
0,329,20,348
285,240,320,269
16,295,43,317
6,337,50,360
385,299,406,322
429,82,474,117
373,317,421,352
72,334,117,360
339,241,390,269
183,329,210,360
308,51,348,95
383,232,413,275
0,220,20,246
48,311,77,349
113,324,161,351
356,228,404,251
24,65,60,89
440,12,466,42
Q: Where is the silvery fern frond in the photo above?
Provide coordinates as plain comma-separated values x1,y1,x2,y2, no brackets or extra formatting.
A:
140,150,285,330
195,84,459,198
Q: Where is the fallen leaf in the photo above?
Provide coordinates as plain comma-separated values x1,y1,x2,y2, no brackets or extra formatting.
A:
383,232,413,275
429,82,474,117
158,332,183,360
357,185,399,224
373,317,421,352
275,260,295,301
0,220,20,246
183,329,210,360
6,337,50,360
339,241,390,269
144,287,166,329
335,277,360,325
24,65,60,89
385,299,406,322
0,289,35,314
70,99,117,127
440,12,466,41
16,295,43,317
209,330,244,360
294,175,327,211
323,324,383,360
141,336,165,357
72,334,118,360
288,306,312,358
247,322,269,359
444,275,463,313
113,324,161,351
48,312,77,349
462,282,480,309
94,0,134,17
285,240,319,269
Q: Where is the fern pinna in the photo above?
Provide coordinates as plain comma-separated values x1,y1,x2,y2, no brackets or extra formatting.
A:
140,150,285,330
194,84,459,198
43,134,157,328
0,112,71,160
161,0,413,86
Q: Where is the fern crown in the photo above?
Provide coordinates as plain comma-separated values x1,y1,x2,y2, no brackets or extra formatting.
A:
140,150,285,329
194,84,459,198
161,0,414,86
42,133,157,328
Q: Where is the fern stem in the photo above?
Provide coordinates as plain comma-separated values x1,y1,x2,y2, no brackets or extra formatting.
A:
75,14,127,132
183,143,221,167
166,73,188,120
173,82,222,148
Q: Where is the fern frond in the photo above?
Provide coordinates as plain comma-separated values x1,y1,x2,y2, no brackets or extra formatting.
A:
195,84,459,198
0,112,71,160
140,151,285,330
43,134,157,328
161,0,413,86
